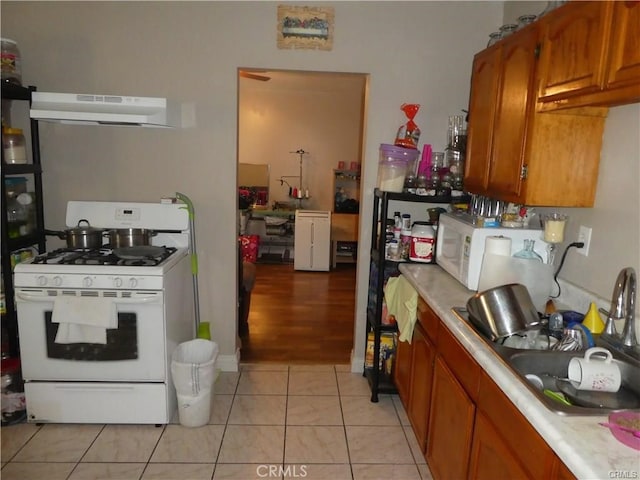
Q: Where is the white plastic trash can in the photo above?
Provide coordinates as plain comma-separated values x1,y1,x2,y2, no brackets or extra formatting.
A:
171,338,219,427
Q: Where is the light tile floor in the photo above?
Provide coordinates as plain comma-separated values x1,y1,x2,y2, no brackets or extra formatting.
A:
1,364,434,480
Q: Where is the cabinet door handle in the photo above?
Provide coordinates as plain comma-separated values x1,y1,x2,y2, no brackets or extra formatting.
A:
534,43,541,59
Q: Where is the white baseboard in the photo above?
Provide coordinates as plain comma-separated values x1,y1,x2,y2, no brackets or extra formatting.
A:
217,350,240,372
350,355,363,373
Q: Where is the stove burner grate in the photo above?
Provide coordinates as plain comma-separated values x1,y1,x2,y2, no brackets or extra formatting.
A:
31,247,177,266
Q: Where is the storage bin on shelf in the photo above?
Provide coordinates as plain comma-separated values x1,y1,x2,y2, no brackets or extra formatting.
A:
376,144,420,193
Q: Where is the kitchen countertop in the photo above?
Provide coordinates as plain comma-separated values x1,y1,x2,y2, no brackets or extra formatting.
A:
399,263,640,480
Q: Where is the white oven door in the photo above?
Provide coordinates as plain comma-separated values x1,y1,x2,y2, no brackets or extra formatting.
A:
16,289,166,382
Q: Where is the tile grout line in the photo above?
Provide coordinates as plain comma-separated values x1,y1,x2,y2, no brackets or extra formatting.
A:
212,367,242,476
138,422,166,480
282,366,290,471
335,365,356,480
2,421,43,464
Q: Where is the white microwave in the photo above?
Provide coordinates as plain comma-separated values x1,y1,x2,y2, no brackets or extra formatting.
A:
435,212,549,291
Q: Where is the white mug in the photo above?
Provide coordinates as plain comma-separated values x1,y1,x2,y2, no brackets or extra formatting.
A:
568,347,621,392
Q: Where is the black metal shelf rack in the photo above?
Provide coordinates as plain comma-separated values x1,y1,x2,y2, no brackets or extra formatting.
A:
365,188,469,402
1,83,47,358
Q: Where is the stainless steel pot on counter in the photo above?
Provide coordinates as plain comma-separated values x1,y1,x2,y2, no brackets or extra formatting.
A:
45,219,105,249
106,228,157,248
466,283,542,341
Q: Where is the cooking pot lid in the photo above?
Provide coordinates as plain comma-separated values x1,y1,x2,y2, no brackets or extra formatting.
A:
113,246,166,259
68,219,104,234
555,378,640,409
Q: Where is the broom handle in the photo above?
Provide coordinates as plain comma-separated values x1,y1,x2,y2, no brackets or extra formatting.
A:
175,192,201,330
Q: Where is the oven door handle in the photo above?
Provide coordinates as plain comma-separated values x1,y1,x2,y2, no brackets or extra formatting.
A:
16,292,162,305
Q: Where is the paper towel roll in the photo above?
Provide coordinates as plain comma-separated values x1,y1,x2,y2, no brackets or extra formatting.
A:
485,236,512,256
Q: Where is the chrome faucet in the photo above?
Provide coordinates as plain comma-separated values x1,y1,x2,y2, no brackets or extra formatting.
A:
604,267,637,347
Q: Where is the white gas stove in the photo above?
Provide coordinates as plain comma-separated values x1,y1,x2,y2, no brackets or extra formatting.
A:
15,200,190,288
14,201,195,424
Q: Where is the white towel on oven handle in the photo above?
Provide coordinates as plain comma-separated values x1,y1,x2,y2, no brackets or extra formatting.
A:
52,296,118,344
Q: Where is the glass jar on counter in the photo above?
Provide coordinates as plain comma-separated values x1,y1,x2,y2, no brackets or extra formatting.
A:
403,174,417,194
7,192,34,238
451,173,464,193
0,38,22,85
2,127,27,164
427,151,444,193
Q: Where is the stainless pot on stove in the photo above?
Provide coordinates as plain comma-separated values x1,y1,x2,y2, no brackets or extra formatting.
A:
107,228,157,248
45,219,105,249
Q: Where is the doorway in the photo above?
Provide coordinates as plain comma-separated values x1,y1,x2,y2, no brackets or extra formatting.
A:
237,68,368,363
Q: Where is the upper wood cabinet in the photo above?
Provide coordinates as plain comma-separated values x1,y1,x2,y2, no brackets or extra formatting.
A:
606,1,640,92
537,1,612,101
464,46,500,195
486,27,538,201
464,12,607,206
537,1,640,110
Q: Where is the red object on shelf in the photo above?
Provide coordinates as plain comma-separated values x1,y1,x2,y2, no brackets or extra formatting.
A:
240,235,260,263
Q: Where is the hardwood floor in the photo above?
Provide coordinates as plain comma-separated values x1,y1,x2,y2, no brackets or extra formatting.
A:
240,263,357,364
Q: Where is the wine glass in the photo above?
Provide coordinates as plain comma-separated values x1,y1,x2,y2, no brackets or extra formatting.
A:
541,213,568,265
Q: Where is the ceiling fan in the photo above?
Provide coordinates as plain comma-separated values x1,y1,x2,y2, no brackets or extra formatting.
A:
239,70,271,82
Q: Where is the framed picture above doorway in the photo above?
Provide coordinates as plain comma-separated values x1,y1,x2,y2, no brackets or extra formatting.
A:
277,5,334,50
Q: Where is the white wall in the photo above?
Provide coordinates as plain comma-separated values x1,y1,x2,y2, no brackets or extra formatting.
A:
0,1,511,369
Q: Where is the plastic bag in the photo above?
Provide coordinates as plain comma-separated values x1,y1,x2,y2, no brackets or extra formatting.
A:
395,103,421,149
171,339,218,396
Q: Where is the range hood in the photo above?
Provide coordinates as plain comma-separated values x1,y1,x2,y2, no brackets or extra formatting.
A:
30,92,181,128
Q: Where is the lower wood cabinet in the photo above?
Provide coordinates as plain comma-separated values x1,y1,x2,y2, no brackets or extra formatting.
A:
406,322,436,452
395,299,438,452
553,458,578,480
394,335,413,409
469,410,531,480
426,356,476,480
477,371,557,479
396,295,577,480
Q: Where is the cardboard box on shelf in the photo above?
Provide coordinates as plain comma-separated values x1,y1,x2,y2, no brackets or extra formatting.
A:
365,331,397,375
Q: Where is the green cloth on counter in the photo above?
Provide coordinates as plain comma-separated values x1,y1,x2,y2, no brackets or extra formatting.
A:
384,274,418,343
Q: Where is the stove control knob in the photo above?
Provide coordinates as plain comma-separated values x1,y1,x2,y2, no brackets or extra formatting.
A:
53,276,63,287
113,277,123,288
83,277,93,288
37,275,47,286
129,278,138,288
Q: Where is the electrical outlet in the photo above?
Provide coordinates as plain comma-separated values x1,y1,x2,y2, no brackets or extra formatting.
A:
577,225,592,256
